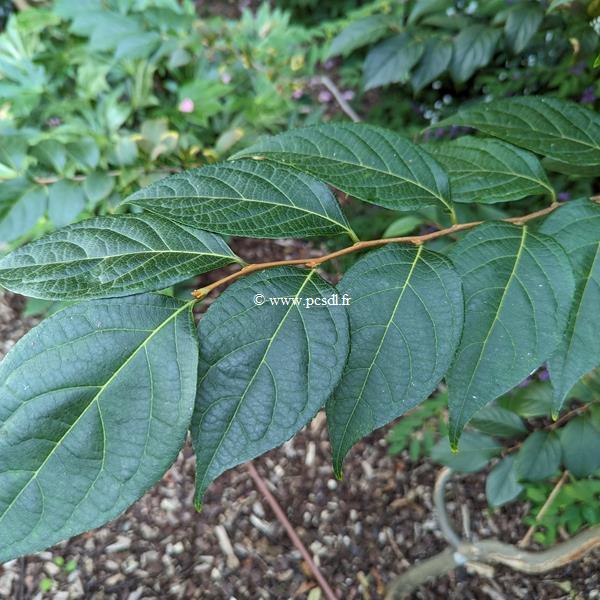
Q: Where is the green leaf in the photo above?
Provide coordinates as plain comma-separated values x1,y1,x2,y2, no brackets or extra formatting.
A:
232,123,452,214
363,32,424,91
0,179,47,243
0,213,239,300
124,160,355,240
504,4,543,54
66,137,100,170
427,137,554,204
436,97,600,171
84,172,115,206
470,404,527,438
516,431,562,481
408,0,453,24
0,294,198,561
411,36,453,93
449,25,501,84
559,416,600,478
383,215,423,238
447,222,574,447
486,456,524,507
539,199,600,414
431,431,501,473
48,180,87,228
32,140,67,174
326,245,463,476
499,382,555,418
192,267,349,503
114,31,161,61
326,15,389,58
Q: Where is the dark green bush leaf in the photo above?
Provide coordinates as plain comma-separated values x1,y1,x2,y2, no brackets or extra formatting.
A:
411,36,453,92
470,404,527,438
0,213,240,300
431,431,501,473
486,456,523,507
408,0,453,25
540,199,600,414
450,25,501,84
232,123,452,214
447,222,574,446
326,15,389,58
427,137,554,203
0,294,198,561
499,382,554,418
516,431,562,481
124,160,355,240
0,179,47,243
559,416,600,478
84,172,115,206
326,245,463,476
48,180,87,228
192,267,349,504
437,97,600,170
363,32,424,90
505,4,543,54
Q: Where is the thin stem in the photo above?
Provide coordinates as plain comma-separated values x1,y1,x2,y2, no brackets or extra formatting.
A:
192,202,562,299
518,470,570,548
246,462,338,600
314,75,361,123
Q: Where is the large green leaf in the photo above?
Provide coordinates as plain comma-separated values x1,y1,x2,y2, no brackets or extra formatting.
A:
449,25,501,84
0,213,240,300
447,222,574,447
504,3,543,54
326,15,389,58
427,137,554,203
411,36,453,93
192,267,349,503
232,123,452,214
0,179,47,243
0,294,198,561
326,245,463,476
124,160,355,240
363,32,424,91
539,199,600,413
436,97,600,171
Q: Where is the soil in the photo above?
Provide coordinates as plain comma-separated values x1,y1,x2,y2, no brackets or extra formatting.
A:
0,238,599,600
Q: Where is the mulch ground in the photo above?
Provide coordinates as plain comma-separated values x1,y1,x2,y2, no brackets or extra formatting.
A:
0,238,598,599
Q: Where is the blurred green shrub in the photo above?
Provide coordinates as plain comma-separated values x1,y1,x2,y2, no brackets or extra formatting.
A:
325,0,599,127
0,0,319,248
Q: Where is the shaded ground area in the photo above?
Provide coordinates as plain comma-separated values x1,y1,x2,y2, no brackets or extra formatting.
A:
0,238,598,599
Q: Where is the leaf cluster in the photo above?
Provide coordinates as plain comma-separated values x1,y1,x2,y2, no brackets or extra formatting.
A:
0,1,318,247
0,96,599,561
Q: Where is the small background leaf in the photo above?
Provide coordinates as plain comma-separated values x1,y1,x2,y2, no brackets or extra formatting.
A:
486,456,524,507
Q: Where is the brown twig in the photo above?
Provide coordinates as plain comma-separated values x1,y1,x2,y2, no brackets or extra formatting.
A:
246,462,338,600
314,75,361,123
518,470,570,548
192,202,562,299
